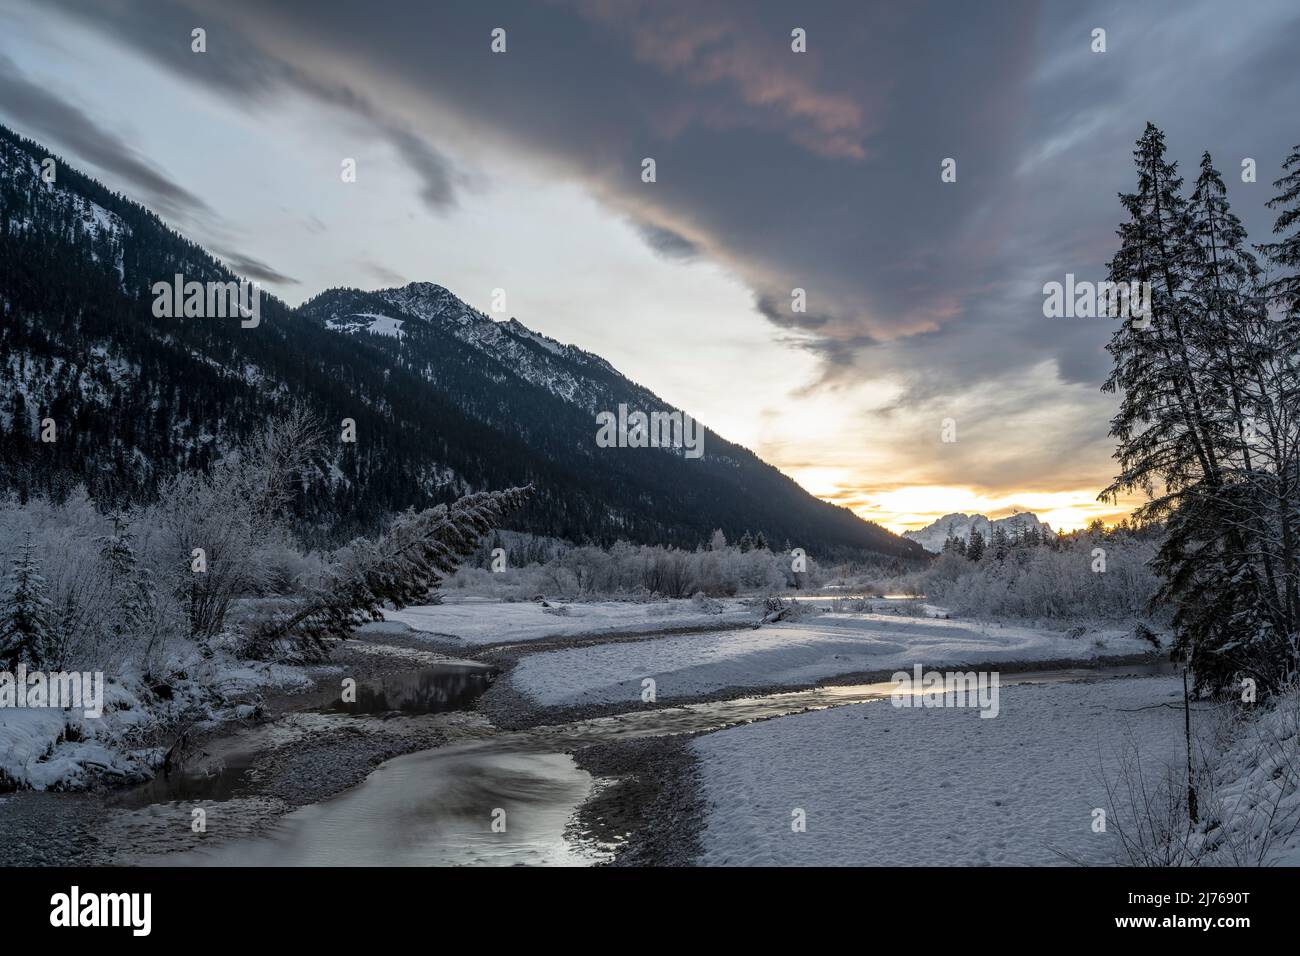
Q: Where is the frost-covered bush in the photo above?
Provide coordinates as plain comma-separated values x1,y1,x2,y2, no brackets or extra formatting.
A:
828,596,872,614
137,408,323,653
0,489,172,674
690,591,725,615
446,536,810,600
0,409,324,675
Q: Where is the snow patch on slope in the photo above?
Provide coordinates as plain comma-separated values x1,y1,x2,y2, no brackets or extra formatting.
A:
326,312,405,340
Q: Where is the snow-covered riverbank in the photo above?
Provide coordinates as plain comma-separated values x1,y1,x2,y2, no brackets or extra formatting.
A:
693,675,1186,865
689,674,1300,867
506,610,1155,708
385,596,754,646
6,597,1294,869
0,657,312,792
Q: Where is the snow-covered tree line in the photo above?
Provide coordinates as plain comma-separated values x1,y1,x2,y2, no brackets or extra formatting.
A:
1102,124,1300,694
917,524,1165,625
0,407,530,679
447,530,831,601
940,520,1057,561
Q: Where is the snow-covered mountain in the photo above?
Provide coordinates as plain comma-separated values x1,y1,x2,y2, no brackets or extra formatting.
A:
300,283,628,412
0,122,926,560
903,512,1053,553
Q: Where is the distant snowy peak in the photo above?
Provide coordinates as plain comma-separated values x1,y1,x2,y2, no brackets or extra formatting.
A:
903,512,1053,553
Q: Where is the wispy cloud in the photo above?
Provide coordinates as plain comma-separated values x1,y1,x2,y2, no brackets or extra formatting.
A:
361,260,409,287
0,52,211,223
43,0,466,216
213,248,299,286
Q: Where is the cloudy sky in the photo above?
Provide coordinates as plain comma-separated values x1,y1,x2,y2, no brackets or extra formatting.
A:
2,0,1297,532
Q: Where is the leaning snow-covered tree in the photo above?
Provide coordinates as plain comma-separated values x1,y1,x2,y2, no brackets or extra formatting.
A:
244,485,533,661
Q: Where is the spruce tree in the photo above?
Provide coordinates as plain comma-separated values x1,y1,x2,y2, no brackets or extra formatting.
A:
966,530,986,562
1102,124,1224,518
991,526,1010,561
1102,133,1300,692
97,513,155,648
0,533,56,669
1185,154,1293,637
1259,142,1300,320
1252,144,1300,641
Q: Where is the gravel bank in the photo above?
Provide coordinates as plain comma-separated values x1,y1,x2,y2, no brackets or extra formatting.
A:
569,735,706,866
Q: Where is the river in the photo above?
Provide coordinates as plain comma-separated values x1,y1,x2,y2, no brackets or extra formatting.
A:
114,652,1172,866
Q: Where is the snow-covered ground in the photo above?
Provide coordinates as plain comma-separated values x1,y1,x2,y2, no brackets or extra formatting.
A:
693,676,1186,866
1190,686,1300,866
384,597,754,647
0,706,148,791
509,611,1153,707
0,659,310,791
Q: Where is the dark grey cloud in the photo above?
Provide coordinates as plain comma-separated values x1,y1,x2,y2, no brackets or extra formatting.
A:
384,126,458,212
635,221,699,260
362,260,409,287
213,248,299,285
47,0,1020,344
35,0,1300,495
754,292,836,335
0,51,211,222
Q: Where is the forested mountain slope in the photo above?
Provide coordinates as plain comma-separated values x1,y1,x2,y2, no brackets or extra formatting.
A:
0,124,924,560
